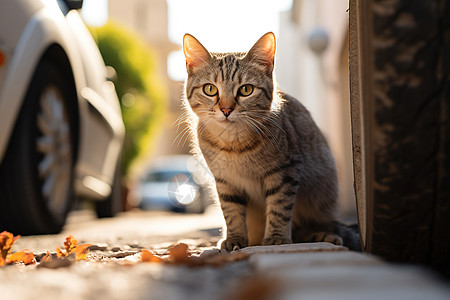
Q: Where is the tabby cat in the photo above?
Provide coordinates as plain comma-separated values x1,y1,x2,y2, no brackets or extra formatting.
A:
182,32,360,251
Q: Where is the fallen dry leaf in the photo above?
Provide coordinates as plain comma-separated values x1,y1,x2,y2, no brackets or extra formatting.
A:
56,245,65,258
63,235,77,253
0,232,250,268
72,244,91,260
0,231,20,266
167,243,191,263
141,249,162,263
7,251,35,265
0,231,36,266
41,251,53,263
167,243,249,267
56,235,91,261
139,243,250,267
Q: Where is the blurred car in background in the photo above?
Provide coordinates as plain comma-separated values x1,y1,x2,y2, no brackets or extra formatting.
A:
131,155,215,214
0,0,125,235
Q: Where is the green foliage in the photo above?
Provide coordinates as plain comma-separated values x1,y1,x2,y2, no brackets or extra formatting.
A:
90,22,167,177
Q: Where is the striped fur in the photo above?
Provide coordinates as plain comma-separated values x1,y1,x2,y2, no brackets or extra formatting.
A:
182,33,347,251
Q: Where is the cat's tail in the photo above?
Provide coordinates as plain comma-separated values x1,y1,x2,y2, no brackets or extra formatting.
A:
334,222,362,251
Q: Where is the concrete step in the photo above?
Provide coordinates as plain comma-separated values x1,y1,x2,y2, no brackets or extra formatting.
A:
236,243,450,300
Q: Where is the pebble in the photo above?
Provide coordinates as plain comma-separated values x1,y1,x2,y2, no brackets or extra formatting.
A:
88,243,108,251
108,251,139,259
198,248,220,259
127,242,143,249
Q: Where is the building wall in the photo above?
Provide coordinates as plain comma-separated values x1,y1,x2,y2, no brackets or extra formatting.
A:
108,0,189,158
278,0,356,218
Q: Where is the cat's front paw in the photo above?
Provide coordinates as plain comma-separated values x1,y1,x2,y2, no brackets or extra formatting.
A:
219,236,248,252
262,236,292,246
310,232,343,245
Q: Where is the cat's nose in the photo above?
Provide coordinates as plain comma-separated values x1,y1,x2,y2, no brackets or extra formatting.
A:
220,107,234,118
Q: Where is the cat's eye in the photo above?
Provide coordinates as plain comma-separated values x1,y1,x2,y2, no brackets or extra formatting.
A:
238,84,254,97
203,84,218,96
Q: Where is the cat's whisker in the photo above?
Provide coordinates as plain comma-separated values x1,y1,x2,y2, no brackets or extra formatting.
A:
173,111,190,126
253,118,282,150
197,117,214,137
240,116,281,150
173,116,189,134
239,119,260,136
173,110,210,148
179,114,215,147
173,125,193,148
238,112,283,150
254,122,281,150
239,114,263,133
237,119,263,143
195,110,215,119
235,120,263,151
173,112,192,146
243,111,287,136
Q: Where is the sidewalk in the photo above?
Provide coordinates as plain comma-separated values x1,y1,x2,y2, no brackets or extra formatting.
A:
233,243,450,300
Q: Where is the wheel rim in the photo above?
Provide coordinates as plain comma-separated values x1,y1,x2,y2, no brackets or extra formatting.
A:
36,85,72,220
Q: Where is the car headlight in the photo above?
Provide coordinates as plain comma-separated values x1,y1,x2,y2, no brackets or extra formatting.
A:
174,183,197,205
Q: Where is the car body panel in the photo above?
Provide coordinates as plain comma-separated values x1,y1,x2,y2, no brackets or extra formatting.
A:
63,10,124,197
0,0,124,200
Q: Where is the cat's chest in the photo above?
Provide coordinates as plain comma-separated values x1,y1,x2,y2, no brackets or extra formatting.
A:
205,151,259,177
205,152,266,201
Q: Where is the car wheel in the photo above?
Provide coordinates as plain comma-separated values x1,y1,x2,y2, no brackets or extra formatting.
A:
0,60,75,235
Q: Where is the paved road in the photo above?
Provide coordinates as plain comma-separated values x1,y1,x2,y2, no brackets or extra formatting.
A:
14,205,225,253
2,206,251,300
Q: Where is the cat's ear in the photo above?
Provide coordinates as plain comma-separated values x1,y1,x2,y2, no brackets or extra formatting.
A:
183,34,211,73
245,32,276,72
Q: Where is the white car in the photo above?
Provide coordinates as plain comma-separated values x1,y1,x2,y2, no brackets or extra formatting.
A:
0,0,125,234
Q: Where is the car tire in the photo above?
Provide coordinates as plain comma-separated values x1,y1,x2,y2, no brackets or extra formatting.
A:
0,60,75,235
95,156,123,218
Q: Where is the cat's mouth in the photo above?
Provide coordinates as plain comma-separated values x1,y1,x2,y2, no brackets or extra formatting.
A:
214,114,235,123
218,117,237,124
213,117,237,128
